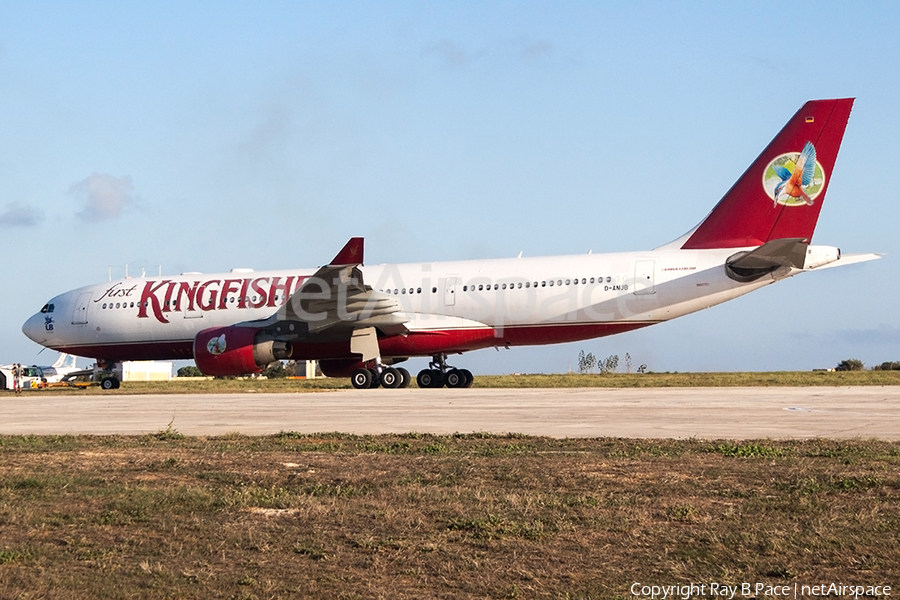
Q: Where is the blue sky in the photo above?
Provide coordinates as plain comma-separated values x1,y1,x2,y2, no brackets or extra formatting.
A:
1,1,897,373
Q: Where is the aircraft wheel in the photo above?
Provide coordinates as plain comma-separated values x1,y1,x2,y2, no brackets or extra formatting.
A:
396,367,411,388
461,369,474,388
417,369,443,388
351,368,373,390
380,367,402,389
101,377,120,390
368,368,382,388
445,368,466,388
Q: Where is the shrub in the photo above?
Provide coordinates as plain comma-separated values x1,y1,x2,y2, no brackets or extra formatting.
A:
835,359,865,372
599,354,619,375
263,361,291,379
873,361,900,371
176,365,203,377
577,350,597,374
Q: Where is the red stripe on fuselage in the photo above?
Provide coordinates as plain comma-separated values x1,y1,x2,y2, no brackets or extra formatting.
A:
51,340,196,361
47,321,656,363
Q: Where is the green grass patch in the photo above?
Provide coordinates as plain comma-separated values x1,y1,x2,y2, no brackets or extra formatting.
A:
710,442,785,457
447,514,547,540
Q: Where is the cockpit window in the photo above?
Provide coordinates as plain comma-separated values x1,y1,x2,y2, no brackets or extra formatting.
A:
40,303,55,314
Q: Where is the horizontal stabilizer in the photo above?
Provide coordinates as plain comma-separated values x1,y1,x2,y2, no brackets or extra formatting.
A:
809,252,882,270
725,238,807,282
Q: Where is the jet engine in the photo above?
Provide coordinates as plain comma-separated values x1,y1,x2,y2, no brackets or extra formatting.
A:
193,325,291,376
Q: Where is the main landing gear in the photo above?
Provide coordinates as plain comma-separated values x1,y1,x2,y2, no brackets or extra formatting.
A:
349,327,412,390
347,328,472,390
416,353,473,389
350,364,411,390
350,354,473,389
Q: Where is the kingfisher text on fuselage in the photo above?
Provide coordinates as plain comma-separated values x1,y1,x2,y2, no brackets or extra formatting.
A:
106,276,306,324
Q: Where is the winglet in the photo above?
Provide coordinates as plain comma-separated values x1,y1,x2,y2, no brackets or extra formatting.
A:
329,237,364,266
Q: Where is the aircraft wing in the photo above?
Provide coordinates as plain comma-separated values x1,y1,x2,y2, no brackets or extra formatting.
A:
268,238,409,338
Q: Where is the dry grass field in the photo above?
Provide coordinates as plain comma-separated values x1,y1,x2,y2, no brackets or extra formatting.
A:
0,433,897,599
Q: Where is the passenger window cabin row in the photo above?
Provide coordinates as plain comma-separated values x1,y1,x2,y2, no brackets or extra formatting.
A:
99,295,284,310
95,278,620,309
380,276,615,296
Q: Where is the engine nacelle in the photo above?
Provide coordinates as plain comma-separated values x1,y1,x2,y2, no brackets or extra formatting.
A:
804,245,841,270
193,325,291,376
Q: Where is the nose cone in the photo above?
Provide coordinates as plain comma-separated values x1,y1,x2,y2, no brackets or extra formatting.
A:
22,312,49,345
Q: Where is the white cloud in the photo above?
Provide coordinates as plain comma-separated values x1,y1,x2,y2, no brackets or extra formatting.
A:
69,173,135,222
519,38,553,62
837,324,900,345
240,103,293,161
422,39,470,68
0,202,42,227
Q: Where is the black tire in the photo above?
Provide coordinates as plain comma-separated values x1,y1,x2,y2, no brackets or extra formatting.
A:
100,377,119,390
445,368,466,388
461,369,474,388
368,368,381,388
351,368,372,389
396,367,411,388
416,369,431,388
432,369,445,388
380,367,401,389
417,369,443,388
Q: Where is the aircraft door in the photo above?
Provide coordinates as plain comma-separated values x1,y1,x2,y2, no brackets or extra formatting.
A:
183,298,203,319
444,277,458,306
72,292,92,324
634,261,656,295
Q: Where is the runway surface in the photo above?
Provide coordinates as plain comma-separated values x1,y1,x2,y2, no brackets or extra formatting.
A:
2,386,899,439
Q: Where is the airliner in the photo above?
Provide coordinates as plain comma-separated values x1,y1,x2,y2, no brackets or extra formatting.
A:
22,98,878,390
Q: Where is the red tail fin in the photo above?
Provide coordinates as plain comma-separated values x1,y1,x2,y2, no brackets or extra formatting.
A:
680,98,854,250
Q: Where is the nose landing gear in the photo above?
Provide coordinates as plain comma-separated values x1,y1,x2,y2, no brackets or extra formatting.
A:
96,360,121,390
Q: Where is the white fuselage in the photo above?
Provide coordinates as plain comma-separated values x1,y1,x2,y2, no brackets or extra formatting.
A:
23,246,787,361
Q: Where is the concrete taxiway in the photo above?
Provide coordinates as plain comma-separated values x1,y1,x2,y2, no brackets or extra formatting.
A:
1,386,899,439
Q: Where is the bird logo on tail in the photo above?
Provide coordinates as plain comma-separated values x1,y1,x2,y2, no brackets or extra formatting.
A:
762,141,826,207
